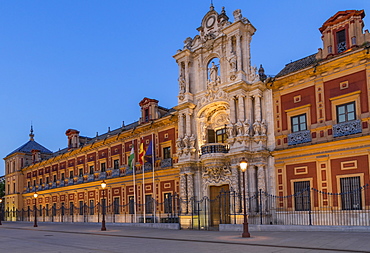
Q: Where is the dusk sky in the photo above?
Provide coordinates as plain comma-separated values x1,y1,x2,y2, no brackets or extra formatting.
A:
1,0,368,175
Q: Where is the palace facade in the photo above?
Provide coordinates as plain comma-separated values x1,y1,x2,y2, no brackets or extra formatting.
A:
3,7,370,228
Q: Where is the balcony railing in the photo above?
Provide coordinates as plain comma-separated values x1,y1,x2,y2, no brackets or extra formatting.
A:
333,119,362,138
99,171,107,180
160,158,172,168
201,143,229,155
288,130,312,145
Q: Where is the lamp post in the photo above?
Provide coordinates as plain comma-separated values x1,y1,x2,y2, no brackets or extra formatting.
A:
0,199,3,225
240,158,250,238
101,180,107,231
33,192,38,227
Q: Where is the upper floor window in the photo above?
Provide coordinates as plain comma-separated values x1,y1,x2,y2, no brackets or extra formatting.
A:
79,168,83,177
291,114,307,133
89,165,94,175
163,147,171,159
145,109,149,122
337,102,355,123
101,162,106,172
113,159,119,170
215,128,227,143
69,170,73,179
61,173,65,181
337,29,346,53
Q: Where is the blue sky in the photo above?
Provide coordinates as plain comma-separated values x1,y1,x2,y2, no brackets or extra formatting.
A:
0,0,368,175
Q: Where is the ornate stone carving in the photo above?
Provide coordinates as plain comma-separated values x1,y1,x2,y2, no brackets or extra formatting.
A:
227,124,234,138
183,37,193,50
202,166,232,184
189,134,196,149
180,174,188,213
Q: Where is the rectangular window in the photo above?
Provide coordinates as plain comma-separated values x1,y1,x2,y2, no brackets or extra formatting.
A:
61,203,65,216
46,204,49,216
291,114,307,133
337,29,346,53
79,201,84,215
145,195,153,214
53,175,57,182
69,202,74,216
341,176,362,210
101,163,106,172
337,102,356,123
69,171,74,179
89,200,94,215
33,180,36,186
129,196,135,214
52,203,57,216
113,197,120,214
207,129,215,143
39,205,42,216
216,128,227,143
145,108,149,122
89,165,94,174
61,173,65,181
39,179,42,185
164,193,172,214
46,177,49,184
294,181,310,211
163,147,171,159
27,181,30,188
114,159,119,170
79,168,83,177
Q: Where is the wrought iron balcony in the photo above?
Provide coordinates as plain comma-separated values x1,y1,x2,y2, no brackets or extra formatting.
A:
288,130,312,145
201,143,229,155
160,158,172,168
68,179,74,185
99,171,107,180
111,169,120,178
77,177,84,184
333,119,362,138
87,174,95,182
144,162,153,170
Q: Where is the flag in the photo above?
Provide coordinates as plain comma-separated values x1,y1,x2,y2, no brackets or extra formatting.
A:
145,140,153,163
128,144,135,171
139,140,145,165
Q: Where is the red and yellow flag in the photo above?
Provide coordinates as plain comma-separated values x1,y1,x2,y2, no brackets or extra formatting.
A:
139,140,145,165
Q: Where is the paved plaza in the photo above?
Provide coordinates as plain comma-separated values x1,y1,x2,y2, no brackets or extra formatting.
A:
1,222,370,253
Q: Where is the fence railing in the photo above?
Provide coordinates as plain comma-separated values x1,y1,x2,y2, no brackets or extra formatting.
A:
3,185,370,229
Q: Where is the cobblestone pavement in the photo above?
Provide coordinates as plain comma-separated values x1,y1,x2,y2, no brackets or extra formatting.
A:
1,222,370,253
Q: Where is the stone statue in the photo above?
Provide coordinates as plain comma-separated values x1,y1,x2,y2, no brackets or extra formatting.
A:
178,74,186,94
227,124,234,138
228,54,237,73
183,37,193,49
183,135,190,148
233,9,242,22
176,137,184,150
261,120,267,136
189,134,196,149
209,61,218,83
243,120,250,136
253,120,261,136
236,121,243,136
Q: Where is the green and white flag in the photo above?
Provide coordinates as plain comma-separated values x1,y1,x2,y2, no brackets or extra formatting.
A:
128,145,135,171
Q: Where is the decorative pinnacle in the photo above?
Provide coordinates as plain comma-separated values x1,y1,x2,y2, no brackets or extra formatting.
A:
29,124,34,141
210,1,214,11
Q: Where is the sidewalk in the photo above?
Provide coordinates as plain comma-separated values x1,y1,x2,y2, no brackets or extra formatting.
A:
1,221,370,252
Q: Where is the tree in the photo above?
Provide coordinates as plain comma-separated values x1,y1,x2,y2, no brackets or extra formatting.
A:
0,180,5,199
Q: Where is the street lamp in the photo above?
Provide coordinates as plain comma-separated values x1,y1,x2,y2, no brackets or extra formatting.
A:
101,180,107,231
33,192,38,227
240,158,250,238
0,198,3,225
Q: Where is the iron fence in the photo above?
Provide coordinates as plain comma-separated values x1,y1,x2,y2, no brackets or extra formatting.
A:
3,185,370,228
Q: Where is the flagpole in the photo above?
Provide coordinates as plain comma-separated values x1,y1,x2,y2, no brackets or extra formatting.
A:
152,133,156,223
142,139,146,224
133,141,137,223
